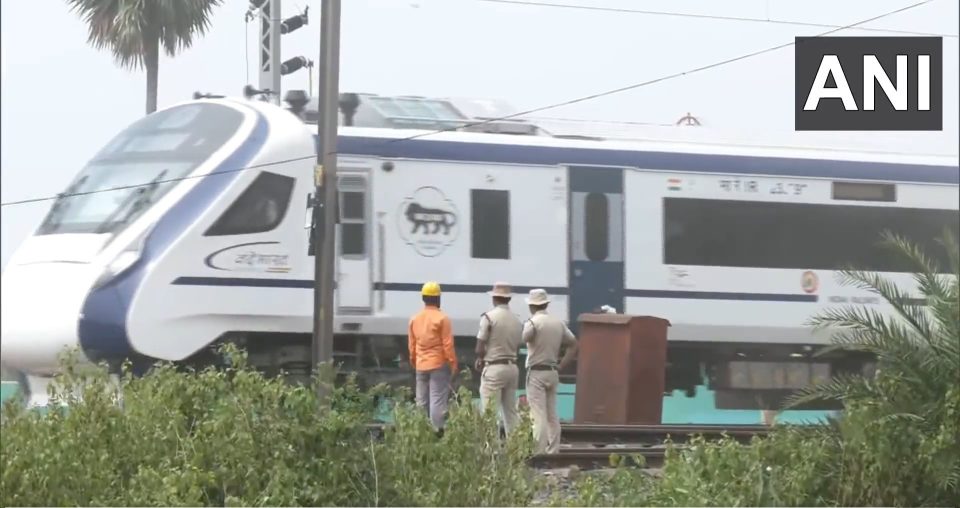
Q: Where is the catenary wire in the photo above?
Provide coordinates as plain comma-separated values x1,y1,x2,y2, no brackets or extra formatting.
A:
384,0,941,144
0,0,945,208
467,0,959,38
0,155,317,207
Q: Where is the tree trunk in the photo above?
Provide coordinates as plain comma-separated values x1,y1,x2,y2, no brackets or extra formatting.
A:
145,38,159,115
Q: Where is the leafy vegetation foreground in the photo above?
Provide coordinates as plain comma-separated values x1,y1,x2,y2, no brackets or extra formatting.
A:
2,231,958,507
1,353,539,507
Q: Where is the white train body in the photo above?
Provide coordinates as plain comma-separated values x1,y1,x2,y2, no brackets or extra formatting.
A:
2,95,958,408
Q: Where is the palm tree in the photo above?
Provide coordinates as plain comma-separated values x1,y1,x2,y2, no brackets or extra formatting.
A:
787,228,958,425
66,0,224,115
785,228,960,502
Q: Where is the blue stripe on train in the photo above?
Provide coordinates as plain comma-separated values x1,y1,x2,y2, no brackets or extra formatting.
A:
170,277,817,302
336,135,960,185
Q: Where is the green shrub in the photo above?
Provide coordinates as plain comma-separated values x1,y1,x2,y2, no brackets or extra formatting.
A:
1,345,539,506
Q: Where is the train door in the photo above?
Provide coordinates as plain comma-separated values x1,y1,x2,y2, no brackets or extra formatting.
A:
336,171,372,313
567,166,625,335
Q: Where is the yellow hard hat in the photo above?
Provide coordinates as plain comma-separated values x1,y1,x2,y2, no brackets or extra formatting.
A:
421,281,441,297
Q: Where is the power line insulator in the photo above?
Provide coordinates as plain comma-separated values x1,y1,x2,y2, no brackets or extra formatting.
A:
281,7,309,34
280,56,311,76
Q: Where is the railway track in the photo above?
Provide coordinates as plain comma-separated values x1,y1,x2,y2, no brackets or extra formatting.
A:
529,423,769,470
367,422,768,443
560,423,769,445
367,422,770,470
530,447,667,470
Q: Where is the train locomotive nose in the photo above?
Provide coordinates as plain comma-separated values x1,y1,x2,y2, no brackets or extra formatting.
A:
0,262,97,379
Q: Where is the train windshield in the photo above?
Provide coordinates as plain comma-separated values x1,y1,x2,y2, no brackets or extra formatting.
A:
36,103,245,235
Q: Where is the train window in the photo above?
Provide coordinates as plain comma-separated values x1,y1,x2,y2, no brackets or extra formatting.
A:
341,223,365,256
37,103,245,236
471,189,510,259
204,171,295,236
832,181,897,202
339,190,366,256
341,191,365,220
584,192,610,262
663,197,959,272
338,176,368,258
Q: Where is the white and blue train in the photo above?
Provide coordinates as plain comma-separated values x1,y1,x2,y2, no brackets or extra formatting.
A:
2,93,958,408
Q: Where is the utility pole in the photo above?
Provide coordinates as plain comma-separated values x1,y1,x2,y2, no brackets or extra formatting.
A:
312,0,341,392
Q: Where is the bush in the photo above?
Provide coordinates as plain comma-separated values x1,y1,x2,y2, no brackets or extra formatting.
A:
1,346,539,506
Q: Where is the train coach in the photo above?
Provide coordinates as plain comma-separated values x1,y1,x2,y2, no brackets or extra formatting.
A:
2,92,957,409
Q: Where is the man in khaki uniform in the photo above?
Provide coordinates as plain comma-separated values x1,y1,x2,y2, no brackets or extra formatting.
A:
522,288,578,454
474,282,523,435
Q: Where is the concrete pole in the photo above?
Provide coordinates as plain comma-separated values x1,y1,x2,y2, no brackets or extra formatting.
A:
312,0,341,394
270,0,282,104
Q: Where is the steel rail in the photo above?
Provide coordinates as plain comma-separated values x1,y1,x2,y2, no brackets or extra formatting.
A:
529,447,668,470
560,423,770,445
366,422,771,445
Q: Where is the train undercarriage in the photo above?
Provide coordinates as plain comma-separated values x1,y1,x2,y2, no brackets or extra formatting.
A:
175,332,874,412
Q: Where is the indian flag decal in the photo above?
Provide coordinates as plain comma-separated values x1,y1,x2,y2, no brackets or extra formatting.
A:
667,178,682,191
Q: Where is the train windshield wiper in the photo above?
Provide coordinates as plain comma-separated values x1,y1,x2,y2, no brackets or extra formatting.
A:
94,170,168,234
43,175,89,232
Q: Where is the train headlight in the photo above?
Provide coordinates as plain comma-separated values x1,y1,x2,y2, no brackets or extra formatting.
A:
92,230,150,289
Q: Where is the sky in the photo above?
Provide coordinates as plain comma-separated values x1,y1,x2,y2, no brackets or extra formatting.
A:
1,0,958,270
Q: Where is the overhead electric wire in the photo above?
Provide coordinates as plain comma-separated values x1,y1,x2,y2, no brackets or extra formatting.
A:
0,0,948,209
0,155,317,207
469,0,959,38
386,0,941,144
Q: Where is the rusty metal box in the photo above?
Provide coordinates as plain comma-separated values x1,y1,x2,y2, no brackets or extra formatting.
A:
572,313,671,425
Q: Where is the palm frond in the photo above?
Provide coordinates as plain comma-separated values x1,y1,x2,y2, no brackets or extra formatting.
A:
929,285,960,352
878,231,957,317
933,226,960,276
931,324,960,367
872,412,924,426
797,232,960,416
807,265,955,394
807,305,927,362
829,267,934,341
783,371,876,409
942,464,960,493
65,0,223,68
876,231,958,308
155,0,224,56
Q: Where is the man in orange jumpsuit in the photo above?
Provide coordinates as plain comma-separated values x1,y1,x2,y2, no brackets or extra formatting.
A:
408,281,459,431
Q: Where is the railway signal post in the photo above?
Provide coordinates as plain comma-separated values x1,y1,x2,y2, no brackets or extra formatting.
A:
249,0,312,104
313,0,341,396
